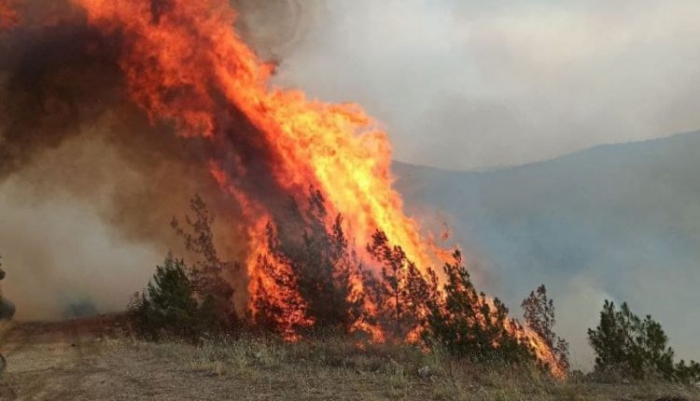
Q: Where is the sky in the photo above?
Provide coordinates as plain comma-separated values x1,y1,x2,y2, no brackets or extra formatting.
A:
274,0,700,170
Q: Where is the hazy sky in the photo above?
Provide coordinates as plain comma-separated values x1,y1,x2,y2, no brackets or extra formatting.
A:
275,0,700,170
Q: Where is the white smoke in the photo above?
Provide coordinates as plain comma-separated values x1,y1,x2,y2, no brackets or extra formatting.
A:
275,0,700,170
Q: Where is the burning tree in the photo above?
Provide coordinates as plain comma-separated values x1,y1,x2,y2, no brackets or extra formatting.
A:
0,0,18,30
522,285,570,373
426,251,535,363
247,191,546,367
365,230,439,340
1,0,564,374
253,189,364,337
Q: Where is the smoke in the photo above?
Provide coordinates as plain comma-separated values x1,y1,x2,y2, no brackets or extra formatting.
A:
0,103,248,319
260,0,700,369
274,0,700,171
230,0,322,61
0,176,160,320
0,0,349,321
394,129,700,369
0,1,264,319
0,0,643,373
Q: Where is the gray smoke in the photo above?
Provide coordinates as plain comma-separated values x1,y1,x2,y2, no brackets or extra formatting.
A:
274,0,700,171
0,0,272,320
231,0,322,61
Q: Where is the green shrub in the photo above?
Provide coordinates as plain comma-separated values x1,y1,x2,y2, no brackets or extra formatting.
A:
426,250,535,364
130,196,238,339
588,300,700,383
0,256,14,321
129,254,205,339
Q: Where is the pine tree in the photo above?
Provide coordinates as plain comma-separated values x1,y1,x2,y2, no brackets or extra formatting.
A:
171,195,238,328
427,250,534,363
254,188,363,335
366,230,438,340
290,190,362,332
522,285,570,372
588,300,699,382
129,254,203,339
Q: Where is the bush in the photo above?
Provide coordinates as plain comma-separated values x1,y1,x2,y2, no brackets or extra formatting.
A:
426,250,535,364
588,300,700,383
130,196,238,339
63,299,98,318
129,254,222,340
0,299,14,321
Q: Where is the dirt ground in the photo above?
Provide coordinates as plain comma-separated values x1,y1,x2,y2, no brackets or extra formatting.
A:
0,316,697,401
0,316,251,400
0,316,429,400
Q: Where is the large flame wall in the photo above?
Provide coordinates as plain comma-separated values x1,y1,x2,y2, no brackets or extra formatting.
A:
0,0,562,376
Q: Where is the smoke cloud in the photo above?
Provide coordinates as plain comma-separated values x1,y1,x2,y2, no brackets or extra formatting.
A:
230,0,322,61
0,1,260,319
275,0,700,171
0,0,362,321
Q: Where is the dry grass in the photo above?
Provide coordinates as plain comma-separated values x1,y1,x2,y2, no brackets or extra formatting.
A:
2,317,698,400
108,335,700,401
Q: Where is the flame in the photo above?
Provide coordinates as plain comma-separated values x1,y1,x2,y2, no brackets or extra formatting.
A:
0,0,18,30
68,0,563,376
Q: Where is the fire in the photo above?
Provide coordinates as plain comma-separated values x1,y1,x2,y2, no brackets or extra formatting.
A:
0,0,18,30
4,0,562,376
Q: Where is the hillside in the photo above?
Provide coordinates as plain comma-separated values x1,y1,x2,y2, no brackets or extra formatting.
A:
394,131,700,366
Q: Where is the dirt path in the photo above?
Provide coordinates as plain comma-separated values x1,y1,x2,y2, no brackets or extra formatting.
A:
0,316,234,401
0,316,385,401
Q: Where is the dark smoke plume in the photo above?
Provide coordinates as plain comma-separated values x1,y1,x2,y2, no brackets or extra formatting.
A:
0,0,299,318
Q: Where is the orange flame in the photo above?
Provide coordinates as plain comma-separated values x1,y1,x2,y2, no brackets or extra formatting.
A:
71,0,563,377
0,0,18,30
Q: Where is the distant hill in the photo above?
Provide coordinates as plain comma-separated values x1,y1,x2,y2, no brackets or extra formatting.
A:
393,131,700,366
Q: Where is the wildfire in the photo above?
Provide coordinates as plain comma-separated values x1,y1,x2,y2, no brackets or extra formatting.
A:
3,0,562,376
0,0,18,30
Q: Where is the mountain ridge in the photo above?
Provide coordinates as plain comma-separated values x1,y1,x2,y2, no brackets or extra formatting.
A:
392,129,700,367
